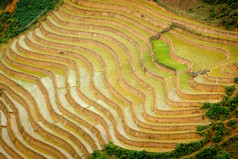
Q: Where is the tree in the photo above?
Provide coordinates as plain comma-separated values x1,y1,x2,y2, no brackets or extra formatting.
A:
0,0,13,10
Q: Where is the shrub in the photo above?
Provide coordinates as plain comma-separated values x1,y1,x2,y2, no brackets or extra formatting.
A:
230,3,237,9
227,120,237,129
104,141,117,155
210,12,216,18
212,133,222,143
221,140,228,147
92,150,100,158
197,131,205,136
225,85,235,96
99,140,207,159
195,147,218,159
226,93,238,112
92,150,111,159
201,102,211,109
216,150,232,159
0,0,13,10
197,125,208,131
172,141,206,157
220,96,228,106
228,135,238,144
224,127,231,136
212,135,222,143
227,103,237,112
1,11,10,23
234,110,238,118
205,103,230,120
234,77,238,84
212,122,225,143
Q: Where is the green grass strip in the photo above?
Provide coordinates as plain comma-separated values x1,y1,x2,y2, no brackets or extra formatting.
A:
151,39,187,71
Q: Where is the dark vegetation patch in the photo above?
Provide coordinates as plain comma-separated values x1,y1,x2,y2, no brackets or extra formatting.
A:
0,0,13,10
221,135,238,158
0,0,62,45
15,0,56,30
0,11,19,44
91,140,207,159
153,0,238,29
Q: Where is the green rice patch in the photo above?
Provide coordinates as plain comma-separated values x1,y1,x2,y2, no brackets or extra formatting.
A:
152,39,187,71
179,73,191,90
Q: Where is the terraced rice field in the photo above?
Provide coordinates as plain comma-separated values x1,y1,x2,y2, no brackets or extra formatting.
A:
0,0,237,158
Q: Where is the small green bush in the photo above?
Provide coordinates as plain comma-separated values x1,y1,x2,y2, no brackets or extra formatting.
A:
227,103,237,112
228,135,238,144
220,96,228,106
212,122,225,143
234,110,238,118
227,120,237,129
104,142,117,155
230,3,237,9
221,140,228,147
205,103,230,120
224,127,231,136
216,150,232,159
212,135,222,143
195,147,218,159
197,131,205,137
201,102,211,109
92,150,101,158
234,77,238,84
91,150,111,159
210,12,216,17
197,125,208,131
225,85,235,96
226,93,238,112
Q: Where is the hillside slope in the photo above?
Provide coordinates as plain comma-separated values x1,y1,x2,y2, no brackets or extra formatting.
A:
157,0,238,29
0,0,237,158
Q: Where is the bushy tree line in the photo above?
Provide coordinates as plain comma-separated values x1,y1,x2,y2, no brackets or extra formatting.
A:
0,0,60,45
0,0,13,10
92,123,212,158
15,0,56,30
201,0,237,6
0,11,20,44
92,140,207,159
221,135,238,157
196,147,232,159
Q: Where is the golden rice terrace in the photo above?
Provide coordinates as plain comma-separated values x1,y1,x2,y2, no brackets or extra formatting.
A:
0,0,237,158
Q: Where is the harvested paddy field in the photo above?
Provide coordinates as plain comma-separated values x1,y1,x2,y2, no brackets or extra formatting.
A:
0,0,237,158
